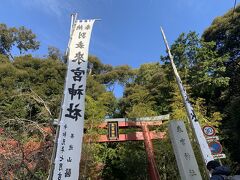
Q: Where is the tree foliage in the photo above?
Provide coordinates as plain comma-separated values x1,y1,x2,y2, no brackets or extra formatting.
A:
201,4,240,165
0,24,39,57
202,5,240,62
47,46,62,61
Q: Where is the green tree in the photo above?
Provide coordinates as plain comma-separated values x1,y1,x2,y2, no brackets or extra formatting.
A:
189,41,229,114
0,24,39,57
202,4,240,164
224,97,240,162
202,5,240,62
88,56,113,75
15,26,40,54
47,46,62,60
97,65,135,90
0,54,66,179
119,84,156,116
101,142,148,180
162,32,229,114
0,24,15,57
161,32,199,80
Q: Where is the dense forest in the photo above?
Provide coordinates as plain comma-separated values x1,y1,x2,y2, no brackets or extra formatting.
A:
0,5,239,180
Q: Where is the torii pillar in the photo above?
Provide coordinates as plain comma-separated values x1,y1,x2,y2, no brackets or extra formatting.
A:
142,124,161,180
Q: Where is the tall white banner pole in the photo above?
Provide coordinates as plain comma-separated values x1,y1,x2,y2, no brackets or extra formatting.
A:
160,27,214,164
50,19,98,180
48,14,78,180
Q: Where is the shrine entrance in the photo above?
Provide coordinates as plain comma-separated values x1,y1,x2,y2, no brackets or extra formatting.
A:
92,115,169,180
49,14,213,180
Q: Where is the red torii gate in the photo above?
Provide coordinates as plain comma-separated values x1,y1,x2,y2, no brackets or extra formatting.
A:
96,115,169,180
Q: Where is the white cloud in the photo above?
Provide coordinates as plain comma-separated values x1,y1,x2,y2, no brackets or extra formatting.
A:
16,0,72,17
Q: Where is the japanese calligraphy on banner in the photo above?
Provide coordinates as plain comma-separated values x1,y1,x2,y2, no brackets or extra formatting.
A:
169,121,202,180
53,19,95,180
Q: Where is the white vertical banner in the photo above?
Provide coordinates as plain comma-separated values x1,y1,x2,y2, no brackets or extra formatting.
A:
169,121,202,180
160,27,214,164
53,19,95,180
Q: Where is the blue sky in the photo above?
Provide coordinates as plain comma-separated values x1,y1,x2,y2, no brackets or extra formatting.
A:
0,0,237,97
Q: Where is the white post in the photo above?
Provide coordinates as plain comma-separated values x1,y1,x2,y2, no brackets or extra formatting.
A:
160,27,214,164
47,13,77,180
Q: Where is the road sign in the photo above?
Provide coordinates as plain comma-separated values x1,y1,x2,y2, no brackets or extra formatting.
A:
202,125,216,136
213,154,226,159
206,136,219,142
209,141,222,154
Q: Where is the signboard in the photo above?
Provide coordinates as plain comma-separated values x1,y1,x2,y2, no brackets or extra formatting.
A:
213,154,226,159
209,141,222,154
108,122,119,140
202,126,216,137
206,136,219,142
202,126,226,159
52,19,95,180
169,121,202,180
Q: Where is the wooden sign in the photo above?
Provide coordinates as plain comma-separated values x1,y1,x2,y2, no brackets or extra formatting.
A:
108,122,119,140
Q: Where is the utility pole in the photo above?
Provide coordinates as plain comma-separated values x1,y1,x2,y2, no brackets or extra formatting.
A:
160,27,214,165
